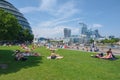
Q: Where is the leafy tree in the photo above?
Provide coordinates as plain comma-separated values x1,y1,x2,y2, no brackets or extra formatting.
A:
100,38,119,44
0,9,22,40
0,9,34,43
21,29,34,42
90,38,94,43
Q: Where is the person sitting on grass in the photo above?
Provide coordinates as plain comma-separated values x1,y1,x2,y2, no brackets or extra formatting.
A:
91,48,116,59
100,48,115,59
47,53,63,59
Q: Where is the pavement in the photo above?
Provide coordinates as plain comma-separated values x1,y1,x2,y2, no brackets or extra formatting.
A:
65,46,120,55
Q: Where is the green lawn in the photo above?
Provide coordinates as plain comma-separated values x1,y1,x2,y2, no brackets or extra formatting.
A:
0,46,120,80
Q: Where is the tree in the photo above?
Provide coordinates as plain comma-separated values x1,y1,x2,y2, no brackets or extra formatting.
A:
0,9,22,41
0,9,34,43
20,29,34,42
90,38,94,43
100,38,120,45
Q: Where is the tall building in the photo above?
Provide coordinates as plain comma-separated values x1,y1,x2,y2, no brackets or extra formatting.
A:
94,29,101,38
64,28,71,38
80,23,102,39
80,23,87,35
0,0,32,32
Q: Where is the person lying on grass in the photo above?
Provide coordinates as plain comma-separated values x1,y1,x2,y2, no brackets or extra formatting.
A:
13,50,27,61
22,51,40,57
13,50,41,61
47,53,63,59
14,50,40,57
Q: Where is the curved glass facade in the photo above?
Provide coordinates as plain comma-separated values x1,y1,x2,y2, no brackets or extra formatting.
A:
0,0,32,32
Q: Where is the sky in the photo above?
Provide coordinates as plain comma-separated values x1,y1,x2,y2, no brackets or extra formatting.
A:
8,0,120,38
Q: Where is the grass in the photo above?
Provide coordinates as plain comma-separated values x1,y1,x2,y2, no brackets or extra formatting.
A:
0,46,120,80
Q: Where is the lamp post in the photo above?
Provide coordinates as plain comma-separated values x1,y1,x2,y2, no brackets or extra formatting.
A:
92,35,95,52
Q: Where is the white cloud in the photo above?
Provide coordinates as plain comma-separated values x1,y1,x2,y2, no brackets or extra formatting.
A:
32,25,79,38
19,0,79,18
20,7,39,13
19,0,57,13
54,1,79,17
37,18,81,28
55,18,81,25
19,0,81,38
40,0,57,11
92,24,103,28
32,25,63,38
32,17,81,38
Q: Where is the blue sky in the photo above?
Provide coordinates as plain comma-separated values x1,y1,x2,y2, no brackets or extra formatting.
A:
8,0,120,38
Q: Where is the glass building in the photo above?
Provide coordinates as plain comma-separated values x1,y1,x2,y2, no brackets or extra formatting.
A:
0,0,32,32
64,28,71,38
80,23,88,35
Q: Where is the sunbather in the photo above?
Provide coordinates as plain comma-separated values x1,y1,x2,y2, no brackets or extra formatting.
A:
22,51,40,57
101,48,114,59
91,48,116,59
14,50,27,61
47,53,63,59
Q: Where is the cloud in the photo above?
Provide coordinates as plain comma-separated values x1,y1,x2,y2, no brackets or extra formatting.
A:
19,0,79,18
19,0,57,13
55,18,81,25
32,25,64,38
40,0,57,11
19,0,81,38
20,7,39,13
92,24,103,28
54,1,79,17
37,18,81,28
32,17,81,38
32,25,79,38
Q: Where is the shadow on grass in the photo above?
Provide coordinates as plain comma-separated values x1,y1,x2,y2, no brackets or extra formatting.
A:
0,50,43,75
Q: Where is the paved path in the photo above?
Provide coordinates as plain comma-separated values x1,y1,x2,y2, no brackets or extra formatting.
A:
65,46,120,55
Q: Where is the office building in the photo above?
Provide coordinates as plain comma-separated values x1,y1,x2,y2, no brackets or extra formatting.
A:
79,23,87,35
64,28,71,38
80,23,101,39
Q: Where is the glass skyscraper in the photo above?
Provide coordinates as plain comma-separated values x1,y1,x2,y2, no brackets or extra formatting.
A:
0,0,32,32
80,23,87,35
80,23,101,38
64,28,71,38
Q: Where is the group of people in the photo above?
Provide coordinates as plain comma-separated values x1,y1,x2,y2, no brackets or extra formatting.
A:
13,50,27,61
92,48,116,60
13,44,64,61
13,50,40,61
14,44,117,61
